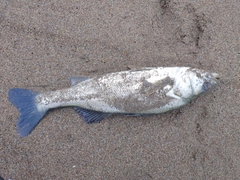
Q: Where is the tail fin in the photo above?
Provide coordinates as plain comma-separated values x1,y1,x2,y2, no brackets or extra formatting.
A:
8,88,47,137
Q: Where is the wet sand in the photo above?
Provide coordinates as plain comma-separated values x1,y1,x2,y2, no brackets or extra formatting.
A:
0,0,239,179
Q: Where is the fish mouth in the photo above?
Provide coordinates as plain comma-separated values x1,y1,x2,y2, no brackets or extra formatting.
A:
202,73,219,92
202,80,216,92
211,73,219,79
210,72,220,87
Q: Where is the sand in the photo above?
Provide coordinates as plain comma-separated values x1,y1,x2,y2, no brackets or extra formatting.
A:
0,0,239,179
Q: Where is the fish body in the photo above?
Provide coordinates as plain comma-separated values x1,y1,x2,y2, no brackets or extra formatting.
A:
8,67,218,137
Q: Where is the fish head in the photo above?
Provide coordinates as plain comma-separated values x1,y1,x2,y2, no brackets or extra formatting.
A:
187,68,219,96
174,68,218,101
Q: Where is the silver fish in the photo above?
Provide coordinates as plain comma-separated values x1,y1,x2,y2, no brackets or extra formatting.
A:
8,67,218,137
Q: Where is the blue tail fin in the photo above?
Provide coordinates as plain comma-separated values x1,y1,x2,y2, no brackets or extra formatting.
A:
8,88,47,137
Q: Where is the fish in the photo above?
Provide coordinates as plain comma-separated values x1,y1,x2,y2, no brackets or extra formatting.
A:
8,67,219,137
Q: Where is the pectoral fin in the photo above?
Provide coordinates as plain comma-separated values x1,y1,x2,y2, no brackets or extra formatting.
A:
74,107,111,123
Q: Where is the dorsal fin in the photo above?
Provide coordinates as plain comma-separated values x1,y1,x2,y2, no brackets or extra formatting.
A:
69,76,90,86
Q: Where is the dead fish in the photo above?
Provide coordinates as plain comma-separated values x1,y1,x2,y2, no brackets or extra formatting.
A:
8,67,218,137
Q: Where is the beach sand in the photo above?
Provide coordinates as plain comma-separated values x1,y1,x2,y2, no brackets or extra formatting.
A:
0,0,239,179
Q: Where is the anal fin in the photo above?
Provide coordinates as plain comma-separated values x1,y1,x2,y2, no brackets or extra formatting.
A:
74,107,111,123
